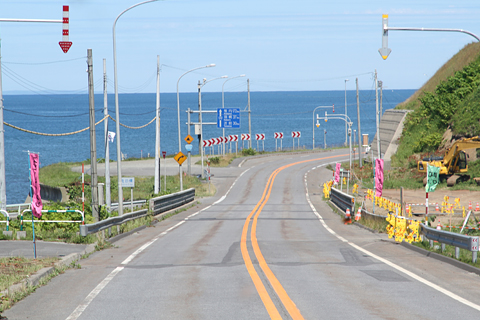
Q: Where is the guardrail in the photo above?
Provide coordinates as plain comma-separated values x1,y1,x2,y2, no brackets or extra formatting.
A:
330,187,355,214
80,188,196,236
149,188,195,215
80,209,148,236
109,199,147,211
420,223,479,263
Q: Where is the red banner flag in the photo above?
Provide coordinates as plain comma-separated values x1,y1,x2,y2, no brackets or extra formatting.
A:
375,158,384,197
30,153,43,218
334,163,341,184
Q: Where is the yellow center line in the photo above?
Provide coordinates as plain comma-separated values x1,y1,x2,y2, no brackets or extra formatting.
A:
241,154,347,319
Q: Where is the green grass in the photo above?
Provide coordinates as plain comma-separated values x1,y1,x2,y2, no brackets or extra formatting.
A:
0,257,59,291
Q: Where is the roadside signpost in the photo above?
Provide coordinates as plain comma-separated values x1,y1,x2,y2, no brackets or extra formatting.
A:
217,108,240,128
292,131,301,150
174,151,187,166
121,177,135,213
274,132,283,151
255,134,265,151
241,133,250,149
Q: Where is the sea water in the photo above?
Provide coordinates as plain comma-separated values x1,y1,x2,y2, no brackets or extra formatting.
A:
3,89,415,204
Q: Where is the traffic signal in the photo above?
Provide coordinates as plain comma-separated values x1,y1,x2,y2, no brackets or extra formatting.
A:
378,14,392,60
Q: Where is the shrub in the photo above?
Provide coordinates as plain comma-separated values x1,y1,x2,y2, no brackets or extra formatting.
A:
242,148,256,156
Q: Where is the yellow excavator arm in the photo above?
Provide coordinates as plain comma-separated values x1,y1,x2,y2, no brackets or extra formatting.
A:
417,136,480,175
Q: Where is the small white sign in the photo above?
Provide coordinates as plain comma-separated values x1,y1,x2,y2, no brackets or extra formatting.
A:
122,177,135,188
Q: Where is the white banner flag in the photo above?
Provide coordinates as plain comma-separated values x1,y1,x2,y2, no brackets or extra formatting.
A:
108,131,116,142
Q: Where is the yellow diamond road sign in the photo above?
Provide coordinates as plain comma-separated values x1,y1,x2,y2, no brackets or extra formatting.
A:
174,151,187,165
184,134,194,144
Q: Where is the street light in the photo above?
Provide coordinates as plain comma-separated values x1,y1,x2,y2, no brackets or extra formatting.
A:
221,74,245,155
198,75,228,178
177,64,215,190
113,0,161,216
319,112,354,173
312,105,333,149
344,79,349,146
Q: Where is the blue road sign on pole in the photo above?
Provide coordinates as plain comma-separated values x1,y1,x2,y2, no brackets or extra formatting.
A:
217,108,240,128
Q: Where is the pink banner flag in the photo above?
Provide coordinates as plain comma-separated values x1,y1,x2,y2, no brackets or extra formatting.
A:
375,158,384,197
334,163,341,184
30,153,43,218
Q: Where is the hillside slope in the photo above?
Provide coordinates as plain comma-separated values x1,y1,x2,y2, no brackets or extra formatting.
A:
397,42,480,110
392,42,480,171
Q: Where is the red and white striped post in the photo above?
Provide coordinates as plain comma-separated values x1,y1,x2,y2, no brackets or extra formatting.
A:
59,6,72,53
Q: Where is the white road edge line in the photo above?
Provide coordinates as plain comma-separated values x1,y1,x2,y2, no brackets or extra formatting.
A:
305,163,480,312
65,167,252,320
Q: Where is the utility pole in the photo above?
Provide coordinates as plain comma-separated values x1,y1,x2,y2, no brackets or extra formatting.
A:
248,79,251,149
103,59,111,212
375,70,381,159
154,55,161,194
87,49,99,221
356,78,362,168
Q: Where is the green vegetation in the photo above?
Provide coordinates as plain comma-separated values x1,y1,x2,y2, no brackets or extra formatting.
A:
242,148,256,156
397,42,480,110
0,256,61,312
385,42,480,189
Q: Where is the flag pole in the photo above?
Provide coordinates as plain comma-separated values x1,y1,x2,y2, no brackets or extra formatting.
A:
28,151,37,259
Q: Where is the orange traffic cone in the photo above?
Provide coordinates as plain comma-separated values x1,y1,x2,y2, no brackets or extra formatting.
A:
344,208,352,224
355,208,362,221
435,203,439,212
469,201,472,211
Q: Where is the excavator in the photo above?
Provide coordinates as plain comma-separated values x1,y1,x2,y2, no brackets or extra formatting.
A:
417,136,480,186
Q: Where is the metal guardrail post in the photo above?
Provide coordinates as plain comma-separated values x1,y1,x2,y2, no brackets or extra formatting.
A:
421,223,479,263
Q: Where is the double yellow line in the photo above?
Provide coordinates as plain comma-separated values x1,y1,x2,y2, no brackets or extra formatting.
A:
240,154,345,319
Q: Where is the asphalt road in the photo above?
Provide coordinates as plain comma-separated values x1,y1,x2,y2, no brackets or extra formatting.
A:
5,150,480,319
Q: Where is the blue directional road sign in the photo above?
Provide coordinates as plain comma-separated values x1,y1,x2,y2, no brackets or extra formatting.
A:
217,108,240,129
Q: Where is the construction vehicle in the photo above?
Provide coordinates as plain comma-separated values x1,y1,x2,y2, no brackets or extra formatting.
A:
417,136,480,186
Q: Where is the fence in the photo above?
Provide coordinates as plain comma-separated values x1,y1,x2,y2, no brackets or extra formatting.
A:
20,210,85,231
0,210,9,231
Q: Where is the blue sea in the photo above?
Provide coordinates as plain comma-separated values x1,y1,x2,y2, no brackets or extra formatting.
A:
3,89,415,204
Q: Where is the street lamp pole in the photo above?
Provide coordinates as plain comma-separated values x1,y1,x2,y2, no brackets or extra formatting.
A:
344,79,349,146
177,64,215,190
113,0,160,216
222,74,245,155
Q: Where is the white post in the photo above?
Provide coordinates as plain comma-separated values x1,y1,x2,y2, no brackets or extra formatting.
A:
103,59,111,212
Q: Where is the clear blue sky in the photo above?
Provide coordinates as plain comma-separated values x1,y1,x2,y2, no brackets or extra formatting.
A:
0,0,478,94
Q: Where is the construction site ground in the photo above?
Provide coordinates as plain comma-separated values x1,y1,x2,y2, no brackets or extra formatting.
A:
356,188,480,226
